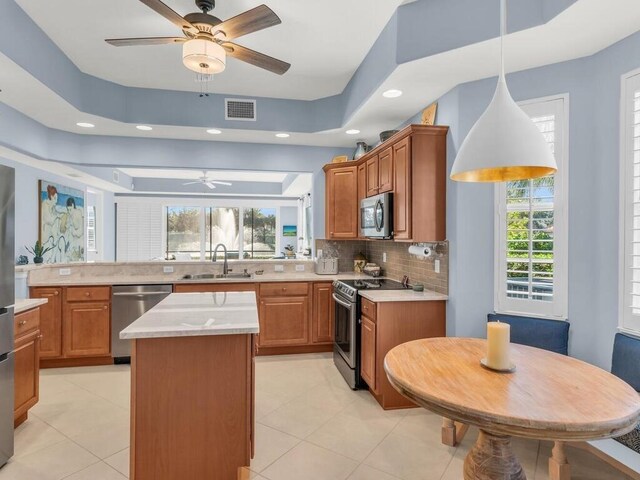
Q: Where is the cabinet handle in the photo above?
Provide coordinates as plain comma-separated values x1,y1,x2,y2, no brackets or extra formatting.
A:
103,306,108,310
54,291,59,296
38,334,43,340
85,292,91,297
18,320,27,326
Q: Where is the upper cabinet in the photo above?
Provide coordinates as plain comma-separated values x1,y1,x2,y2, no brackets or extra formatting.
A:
325,165,359,239
324,125,448,242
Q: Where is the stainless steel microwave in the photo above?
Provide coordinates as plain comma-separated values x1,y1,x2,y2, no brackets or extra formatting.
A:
360,192,393,239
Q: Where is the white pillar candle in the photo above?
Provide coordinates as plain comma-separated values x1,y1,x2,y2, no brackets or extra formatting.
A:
486,321,511,370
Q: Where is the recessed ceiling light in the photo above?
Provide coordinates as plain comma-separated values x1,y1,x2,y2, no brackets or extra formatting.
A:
136,125,153,131
346,129,360,135
275,133,290,138
383,89,403,98
207,128,222,135
76,122,95,128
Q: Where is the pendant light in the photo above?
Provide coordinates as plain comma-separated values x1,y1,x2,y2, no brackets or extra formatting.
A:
450,0,557,182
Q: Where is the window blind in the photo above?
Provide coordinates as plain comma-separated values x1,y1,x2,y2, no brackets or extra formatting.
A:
116,202,163,261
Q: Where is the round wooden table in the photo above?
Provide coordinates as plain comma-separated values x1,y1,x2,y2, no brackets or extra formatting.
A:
384,338,640,480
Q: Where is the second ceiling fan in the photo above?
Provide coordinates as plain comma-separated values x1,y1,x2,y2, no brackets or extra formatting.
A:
106,0,291,75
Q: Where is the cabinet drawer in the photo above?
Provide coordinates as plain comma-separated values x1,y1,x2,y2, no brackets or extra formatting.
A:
66,286,111,302
360,297,376,321
259,283,309,297
14,308,40,339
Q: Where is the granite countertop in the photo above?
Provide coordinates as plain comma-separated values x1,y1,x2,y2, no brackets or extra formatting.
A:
120,292,260,340
358,289,448,302
13,298,48,314
28,272,366,287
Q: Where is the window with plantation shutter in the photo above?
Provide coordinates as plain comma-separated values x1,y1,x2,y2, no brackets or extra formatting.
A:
494,95,568,319
87,206,96,252
621,71,640,333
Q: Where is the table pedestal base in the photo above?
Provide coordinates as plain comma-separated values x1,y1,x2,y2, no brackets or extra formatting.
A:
464,430,526,480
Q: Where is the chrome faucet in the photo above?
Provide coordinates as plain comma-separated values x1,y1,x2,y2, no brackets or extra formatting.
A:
212,243,229,275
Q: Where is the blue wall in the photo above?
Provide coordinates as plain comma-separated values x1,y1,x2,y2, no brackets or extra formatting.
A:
0,156,116,261
437,30,640,369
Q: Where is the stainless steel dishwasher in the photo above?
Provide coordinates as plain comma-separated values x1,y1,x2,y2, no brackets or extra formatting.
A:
111,285,173,363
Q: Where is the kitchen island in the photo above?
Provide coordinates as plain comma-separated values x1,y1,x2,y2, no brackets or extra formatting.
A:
120,292,259,480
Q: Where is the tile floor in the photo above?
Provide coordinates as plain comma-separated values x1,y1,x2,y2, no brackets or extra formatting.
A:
0,353,633,480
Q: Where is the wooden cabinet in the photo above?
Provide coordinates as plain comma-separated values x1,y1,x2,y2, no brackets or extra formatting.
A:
30,287,62,359
359,299,446,409
360,316,376,392
366,156,379,197
63,301,110,357
393,137,412,240
258,296,310,347
13,308,40,427
312,283,334,344
325,165,359,239
31,286,112,365
378,147,394,193
357,163,367,238
324,125,448,243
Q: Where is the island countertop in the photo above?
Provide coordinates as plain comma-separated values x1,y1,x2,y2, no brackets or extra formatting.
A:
120,292,259,340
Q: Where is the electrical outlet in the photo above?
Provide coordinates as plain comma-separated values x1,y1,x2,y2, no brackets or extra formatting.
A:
59,268,71,276
274,264,284,272
435,259,441,274
317,249,323,258
163,266,174,274
295,264,305,272
383,252,387,263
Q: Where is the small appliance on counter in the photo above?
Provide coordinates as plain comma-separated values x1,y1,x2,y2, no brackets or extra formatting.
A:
362,263,381,277
315,257,339,275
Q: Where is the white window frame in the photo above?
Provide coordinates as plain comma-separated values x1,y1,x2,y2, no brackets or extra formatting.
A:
494,93,569,319
619,69,640,335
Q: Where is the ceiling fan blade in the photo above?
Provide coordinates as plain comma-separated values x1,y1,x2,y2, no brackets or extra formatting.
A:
138,0,199,34
205,182,217,189
214,5,281,40
105,37,186,47
183,181,201,185
210,181,232,186
224,42,290,75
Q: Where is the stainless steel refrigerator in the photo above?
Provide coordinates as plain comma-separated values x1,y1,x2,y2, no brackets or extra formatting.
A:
0,165,15,467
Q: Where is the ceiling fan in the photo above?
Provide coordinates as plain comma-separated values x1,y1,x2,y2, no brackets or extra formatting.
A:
105,0,290,75
183,171,233,189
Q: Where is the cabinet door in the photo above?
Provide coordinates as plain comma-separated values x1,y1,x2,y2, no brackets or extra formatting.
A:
360,316,376,392
312,283,334,344
30,287,62,358
325,166,358,239
393,137,412,240
357,163,367,238
258,296,309,347
378,147,394,193
14,331,39,421
63,301,111,357
366,156,379,197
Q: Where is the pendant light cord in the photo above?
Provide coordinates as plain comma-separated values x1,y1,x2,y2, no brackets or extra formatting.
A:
500,0,506,79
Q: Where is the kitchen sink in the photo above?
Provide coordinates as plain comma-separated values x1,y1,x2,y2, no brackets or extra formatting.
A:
182,272,252,280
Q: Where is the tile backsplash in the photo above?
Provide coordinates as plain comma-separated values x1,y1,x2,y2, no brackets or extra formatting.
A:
315,239,448,295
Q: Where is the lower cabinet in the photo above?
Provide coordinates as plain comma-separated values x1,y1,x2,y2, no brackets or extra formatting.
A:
63,301,111,357
360,316,376,391
30,287,62,359
312,283,334,344
14,308,41,427
360,299,446,409
258,296,310,347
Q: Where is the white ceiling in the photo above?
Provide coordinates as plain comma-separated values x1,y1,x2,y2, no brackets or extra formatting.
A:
15,0,406,100
119,168,289,182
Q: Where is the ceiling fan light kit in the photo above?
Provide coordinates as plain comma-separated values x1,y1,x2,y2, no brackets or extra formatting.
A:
183,38,226,74
450,0,557,183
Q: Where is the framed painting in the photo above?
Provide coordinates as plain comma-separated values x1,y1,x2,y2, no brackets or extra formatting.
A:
39,180,86,263
283,225,297,237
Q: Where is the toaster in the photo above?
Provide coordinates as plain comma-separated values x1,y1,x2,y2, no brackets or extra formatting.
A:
315,257,339,275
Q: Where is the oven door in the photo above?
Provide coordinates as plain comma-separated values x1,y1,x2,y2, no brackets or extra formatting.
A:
333,293,357,368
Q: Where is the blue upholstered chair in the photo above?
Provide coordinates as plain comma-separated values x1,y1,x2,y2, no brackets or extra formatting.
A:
487,313,570,355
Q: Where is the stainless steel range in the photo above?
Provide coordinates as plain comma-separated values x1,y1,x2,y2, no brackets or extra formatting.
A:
332,278,407,389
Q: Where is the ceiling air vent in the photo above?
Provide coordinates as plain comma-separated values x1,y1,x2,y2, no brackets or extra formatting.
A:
225,99,256,121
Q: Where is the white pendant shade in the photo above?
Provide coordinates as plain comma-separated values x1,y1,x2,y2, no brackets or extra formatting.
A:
450,77,557,182
182,39,226,75
450,0,557,182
